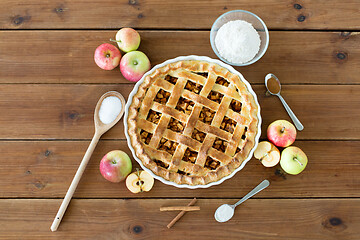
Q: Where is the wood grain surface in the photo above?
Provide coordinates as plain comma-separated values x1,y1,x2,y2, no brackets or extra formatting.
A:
1,0,360,30
0,140,358,198
0,199,358,239
0,31,358,84
0,0,359,238
0,84,358,140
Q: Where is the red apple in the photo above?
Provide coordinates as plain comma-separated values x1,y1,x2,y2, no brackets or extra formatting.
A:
99,150,132,183
267,120,296,147
113,28,141,53
94,43,121,70
120,51,151,82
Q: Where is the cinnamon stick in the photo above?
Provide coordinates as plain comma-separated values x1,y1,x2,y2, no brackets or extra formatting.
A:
160,206,200,212
167,198,197,229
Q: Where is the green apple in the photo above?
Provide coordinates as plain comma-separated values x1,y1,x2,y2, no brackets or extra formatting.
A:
120,51,151,82
280,146,308,175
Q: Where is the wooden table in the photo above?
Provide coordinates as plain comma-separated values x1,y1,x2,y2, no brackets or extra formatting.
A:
0,1,359,239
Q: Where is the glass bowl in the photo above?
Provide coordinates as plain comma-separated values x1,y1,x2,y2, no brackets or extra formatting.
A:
210,10,269,66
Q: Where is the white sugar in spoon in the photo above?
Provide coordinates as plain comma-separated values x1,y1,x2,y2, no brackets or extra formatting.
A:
214,180,270,223
51,91,125,232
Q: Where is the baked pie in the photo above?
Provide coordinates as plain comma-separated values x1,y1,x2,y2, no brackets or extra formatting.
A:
127,60,259,185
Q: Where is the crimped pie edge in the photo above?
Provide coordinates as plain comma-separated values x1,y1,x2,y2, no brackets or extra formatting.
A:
127,58,259,186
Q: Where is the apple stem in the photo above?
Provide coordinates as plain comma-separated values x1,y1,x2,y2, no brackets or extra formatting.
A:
109,38,121,43
293,157,303,166
280,126,285,133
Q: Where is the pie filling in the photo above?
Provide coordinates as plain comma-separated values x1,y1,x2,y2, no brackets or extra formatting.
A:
129,60,258,184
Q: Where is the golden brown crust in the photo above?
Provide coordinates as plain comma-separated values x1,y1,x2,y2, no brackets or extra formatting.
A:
127,60,259,185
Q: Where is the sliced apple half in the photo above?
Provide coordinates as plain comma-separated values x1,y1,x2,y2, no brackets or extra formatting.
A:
254,141,280,167
126,170,154,193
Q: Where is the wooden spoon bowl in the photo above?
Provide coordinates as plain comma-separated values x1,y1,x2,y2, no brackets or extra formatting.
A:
94,91,126,135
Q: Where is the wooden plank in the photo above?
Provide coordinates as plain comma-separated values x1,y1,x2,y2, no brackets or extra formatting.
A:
0,199,359,239
0,140,358,198
0,84,358,140
1,1,360,30
0,31,359,84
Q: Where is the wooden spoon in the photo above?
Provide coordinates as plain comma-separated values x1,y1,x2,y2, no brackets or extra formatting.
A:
50,91,126,232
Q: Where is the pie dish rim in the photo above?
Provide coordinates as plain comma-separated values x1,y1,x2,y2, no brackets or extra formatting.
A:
124,55,262,189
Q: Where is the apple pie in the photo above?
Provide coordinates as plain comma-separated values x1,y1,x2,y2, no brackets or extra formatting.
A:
127,60,259,185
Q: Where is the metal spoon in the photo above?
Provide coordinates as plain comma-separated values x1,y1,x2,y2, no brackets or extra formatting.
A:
51,91,126,232
214,180,270,223
265,73,304,131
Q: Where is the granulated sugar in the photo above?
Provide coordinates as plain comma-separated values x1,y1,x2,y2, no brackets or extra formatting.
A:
215,20,261,64
99,96,122,124
215,204,234,222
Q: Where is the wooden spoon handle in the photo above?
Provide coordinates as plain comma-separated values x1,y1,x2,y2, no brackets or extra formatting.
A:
51,133,101,232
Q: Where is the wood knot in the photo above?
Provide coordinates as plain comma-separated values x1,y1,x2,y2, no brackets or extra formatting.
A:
129,0,138,5
68,111,80,120
53,5,66,17
297,14,306,22
337,52,346,60
61,110,81,124
13,16,23,25
44,150,51,157
25,170,32,175
223,6,228,10
33,180,46,190
54,7,64,13
334,51,348,62
330,217,342,226
340,32,351,38
12,15,31,26
293,3,302,10
132,225,143,234
322,217,347,232
137,13,144,19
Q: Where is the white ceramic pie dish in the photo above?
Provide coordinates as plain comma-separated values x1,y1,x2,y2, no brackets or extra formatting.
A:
124,55,261,189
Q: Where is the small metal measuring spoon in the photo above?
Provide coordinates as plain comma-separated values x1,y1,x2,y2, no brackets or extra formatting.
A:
214,180,270,223
265,73,304,131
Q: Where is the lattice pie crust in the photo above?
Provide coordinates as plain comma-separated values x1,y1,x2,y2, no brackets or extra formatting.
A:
127,60,259,185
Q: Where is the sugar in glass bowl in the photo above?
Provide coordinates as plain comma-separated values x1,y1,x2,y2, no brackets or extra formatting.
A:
210,10,269,66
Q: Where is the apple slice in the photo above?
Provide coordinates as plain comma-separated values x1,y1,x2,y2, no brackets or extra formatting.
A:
126,170,154,193
126,172,141,193
139,171,154,192
254,141,280,167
